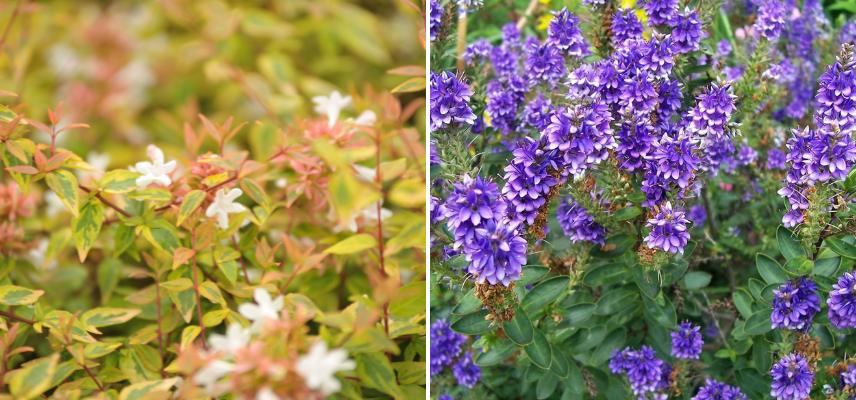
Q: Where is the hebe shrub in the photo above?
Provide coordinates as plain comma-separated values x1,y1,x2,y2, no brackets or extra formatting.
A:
0,1,426,399
429,0,856,399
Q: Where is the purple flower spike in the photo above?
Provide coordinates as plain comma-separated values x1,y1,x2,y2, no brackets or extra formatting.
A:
671,321,703,359
692,379,748,400
464,219,527,286
644,202,692,254
828,271,856,329
547,8,589,57
430,71,477,131
556,197,607,245
770,353,813,400
771,277,821,331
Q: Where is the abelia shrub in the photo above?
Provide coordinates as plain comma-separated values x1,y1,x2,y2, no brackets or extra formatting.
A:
0,1,426,399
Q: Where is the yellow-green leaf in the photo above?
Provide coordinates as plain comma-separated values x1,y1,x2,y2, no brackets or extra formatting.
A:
355,352,404,399
8,354,59,400
81,307,140,328
99,169,141,194
180,325,201,349
199,281,226,305
119,378,179,400
240,178,270,210
389,178,425,208
324,234,377,255
160,278,193,292
127,188,172,203
378,158,408,182
119,345,162,383
45,170,79,216
0,285,44,305
328,171,379,224
84,342,123,359
202,309,230,327
177,190,206,227
142,220,180,253
72,199,105,262
391,77,426,93
384,219,425,257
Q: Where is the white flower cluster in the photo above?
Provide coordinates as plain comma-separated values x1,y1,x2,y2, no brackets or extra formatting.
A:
192,288,354,399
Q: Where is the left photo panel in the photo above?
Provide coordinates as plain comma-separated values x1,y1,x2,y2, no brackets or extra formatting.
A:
0,1,427,399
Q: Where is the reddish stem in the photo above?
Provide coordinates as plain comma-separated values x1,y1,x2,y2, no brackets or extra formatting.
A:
375,129,389,336
78,186,131,218
154,272,166,378
190,229,208,349
0,309,33,325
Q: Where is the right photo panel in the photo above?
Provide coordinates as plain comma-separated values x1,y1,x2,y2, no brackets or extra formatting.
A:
428,0,856,398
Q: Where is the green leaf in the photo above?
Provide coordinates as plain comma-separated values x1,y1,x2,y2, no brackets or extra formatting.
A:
119,345,162,383
452,289,481,315
732,289,754,319
324,233,377,255
525,330,552,369
328,170,379,224
826,237,856,259
142,220,180,253
612,206,641,221
45,170,79,216
503,307,534,345
8,354,59,399
564,303,595,326
119,378,179,400
73,199,105,262
744,309,773,335
536,372,558,399
81,307,141,328
355,352,404,399
777,226,805,260
475,339,515,366
177,190,206,227
97,259,121,304
100,169,141,194
522,276,568,312
682,271,712,290
0,285,44,305
756,254,787,285
391,77,426,93
451,310,491,336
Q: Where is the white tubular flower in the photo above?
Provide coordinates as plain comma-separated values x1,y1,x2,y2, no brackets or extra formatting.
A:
205,188,245,229
312,91,352,127
193,359,234,393
208,323,250,356
256,387,281,400
352,164,376,182
352,110,377,126
133,144,176,188
238,288,284,326
296,341,355,396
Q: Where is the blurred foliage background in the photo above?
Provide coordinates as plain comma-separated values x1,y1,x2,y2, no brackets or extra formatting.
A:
0,0,425,165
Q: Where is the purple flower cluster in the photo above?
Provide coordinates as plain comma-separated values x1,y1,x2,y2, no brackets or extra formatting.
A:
442,175,506,246
485,77,525,133
766,148,787,170
814,47,856,136
671,9,704,54
827,271,856,329
611,10,643,46
771,277,821,331
754,0,787,41
451,352,481,388
430,71,477,131
642,0,678,26
429,0,443,42
556,197,607,245
692,379,748,400
609,346,672,398
841,21,856,45
502,137,562,226
644,202,692,254
770,353,814,400
430,319,466,376
616,118,657,172
737,142,759,167
522,94,554,131
686,83,737,147
842,364,856,388
547,8,589,57
524,37,567,87
671,321,703,359
464,219,527,286
544,103,615,178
